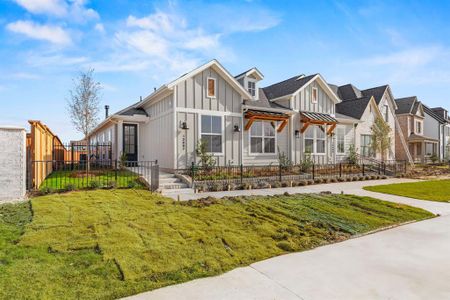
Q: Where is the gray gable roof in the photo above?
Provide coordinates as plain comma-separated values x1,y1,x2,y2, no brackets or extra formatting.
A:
395,97,417,114
361,85,388,104
262,74,317,100
336,96,372,120
244,89,290,110
118,105,148,117
337,84,362,100
423,105,447,123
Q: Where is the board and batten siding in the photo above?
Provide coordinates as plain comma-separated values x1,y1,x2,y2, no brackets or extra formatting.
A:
292,80,335,114
141,94,174,169
174,66,244,169
242,120,290,166
335,124,356,162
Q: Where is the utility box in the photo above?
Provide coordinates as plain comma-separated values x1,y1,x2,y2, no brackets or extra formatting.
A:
0,126,26,202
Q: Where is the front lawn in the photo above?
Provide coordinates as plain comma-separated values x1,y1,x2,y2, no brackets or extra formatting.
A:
364,180,450,202
0,190,433,299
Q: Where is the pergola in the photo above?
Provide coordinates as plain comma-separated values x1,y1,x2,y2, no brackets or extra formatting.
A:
300,112,338,135
244,110,290,132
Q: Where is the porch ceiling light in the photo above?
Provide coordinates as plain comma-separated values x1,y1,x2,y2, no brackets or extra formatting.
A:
181,122,189,130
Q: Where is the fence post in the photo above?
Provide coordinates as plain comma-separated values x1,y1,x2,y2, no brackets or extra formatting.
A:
71,143,74,170
339,163,342,178
404,160,407,174
279,164,282,182
240,164,243,185
114,160,118,182
362,164,365,176
312,164,315,180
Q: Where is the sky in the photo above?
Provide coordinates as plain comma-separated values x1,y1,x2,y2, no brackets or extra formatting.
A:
1,0,450,141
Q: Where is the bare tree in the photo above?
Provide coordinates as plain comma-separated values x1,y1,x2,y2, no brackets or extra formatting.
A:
67,69,102,171
67,68,102,137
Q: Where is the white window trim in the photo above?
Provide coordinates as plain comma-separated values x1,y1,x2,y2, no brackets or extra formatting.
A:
199,114,224,156
206,77,217,99
311,87,318,104
248,120,278,156
415,120,423,135
336,127,346,155
303,125,326,155
247,78,257,99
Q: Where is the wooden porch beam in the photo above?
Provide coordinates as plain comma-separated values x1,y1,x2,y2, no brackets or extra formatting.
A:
327,123,337,135
244,117,256,131
277,119,288,132
300,121,311,134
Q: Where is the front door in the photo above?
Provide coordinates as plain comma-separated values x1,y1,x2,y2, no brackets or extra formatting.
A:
123,124,138,161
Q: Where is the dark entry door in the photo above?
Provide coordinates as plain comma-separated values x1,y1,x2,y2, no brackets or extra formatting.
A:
123,124,138,161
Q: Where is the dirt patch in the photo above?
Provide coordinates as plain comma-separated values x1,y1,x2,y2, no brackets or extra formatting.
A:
69,170,108,178
408,164,450,179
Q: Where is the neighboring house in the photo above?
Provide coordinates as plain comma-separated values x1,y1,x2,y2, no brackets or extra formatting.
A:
422,105,447,161
335,96,381,159
395,97,439,163
431,107,450,161
88,60,352,171
331,83,403,161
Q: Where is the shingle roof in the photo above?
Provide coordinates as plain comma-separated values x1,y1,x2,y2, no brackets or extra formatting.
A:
262,74,317,100
243,89,291,110
337,84,362,100
118,106,148,117
336,96,372,120
395,97,417,114
423,105,447,124
361,85,388,104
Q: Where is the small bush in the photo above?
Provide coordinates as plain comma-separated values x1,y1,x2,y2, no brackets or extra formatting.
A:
358,176,365,181
337,177,345,182
127,180,137,188
307,180,315,185
196,183,207,192
272,181,281,188
298,180,308,186
330,178,337,183
88,181,100,189
39,186,54,195
322,178,330,184
277,241,294,252
281,182,289,188
210,182,222,192
64,183,76,192
352,176,359,181
107,180,117,188
258,181,271,189
381,175,388,179
314,178,322,184
242,182,252,190
290,181,298,187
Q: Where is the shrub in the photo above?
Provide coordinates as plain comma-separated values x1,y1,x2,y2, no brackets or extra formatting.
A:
290,181,298,187
64,183,76,192
352,176,359,181
298,180,308,186
322,178,330,184
195,183,207,192
381,175,388,179
210,182,223,192
330,178,337,183
370,175,377,180
127,180,137,188
365,175,371,180
307,180,315,185
281,182,289,188
39,186,54,195
337,177,345,182
258,181,271,189
89,181,100,189
272,181,282,188
107,180,117,188
242,182,252,190
314,178,322,184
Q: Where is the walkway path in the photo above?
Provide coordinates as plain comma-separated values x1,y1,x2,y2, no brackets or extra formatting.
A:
128,179,450,300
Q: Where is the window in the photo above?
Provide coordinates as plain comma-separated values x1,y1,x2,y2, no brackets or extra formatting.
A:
304,126,326,154
207,77,216,98
311,87,318,104
336,127,345,154
250,121,276,154
416,121,422,134
384,105,389,122
201,115,222,153
248,81,256,97
425,143,436,156
361,134,373,157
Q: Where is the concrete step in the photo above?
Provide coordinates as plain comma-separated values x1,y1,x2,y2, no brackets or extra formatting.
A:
160,183,189,189
159,177,182,184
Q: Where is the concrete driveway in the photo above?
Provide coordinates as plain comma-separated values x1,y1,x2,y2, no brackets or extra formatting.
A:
127,179,450,300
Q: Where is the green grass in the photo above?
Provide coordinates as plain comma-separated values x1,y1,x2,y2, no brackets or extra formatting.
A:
364,180,450,202
0,190,433,299
40,170,143,191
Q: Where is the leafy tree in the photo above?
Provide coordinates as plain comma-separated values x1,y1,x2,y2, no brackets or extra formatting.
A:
371,117,392,161
195,140,216,170
347,144,359,165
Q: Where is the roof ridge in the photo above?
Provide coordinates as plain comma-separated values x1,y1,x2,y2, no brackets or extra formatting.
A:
263,73,316,89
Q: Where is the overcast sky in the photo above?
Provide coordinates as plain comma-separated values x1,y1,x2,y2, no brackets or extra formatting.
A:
1,0,450,141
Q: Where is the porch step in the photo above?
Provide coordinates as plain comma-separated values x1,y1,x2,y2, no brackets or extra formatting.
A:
159,182,189,189
159,177,182,184
157,173,191,190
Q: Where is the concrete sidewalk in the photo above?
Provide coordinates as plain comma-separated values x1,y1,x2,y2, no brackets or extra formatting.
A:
127,179,450,300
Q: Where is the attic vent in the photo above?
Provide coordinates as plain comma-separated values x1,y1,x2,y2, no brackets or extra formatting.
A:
296,74,306,80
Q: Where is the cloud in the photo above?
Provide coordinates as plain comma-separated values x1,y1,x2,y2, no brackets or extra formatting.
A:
7,20,72,45
14,0,67,16
358,46,444,67
94,23,105,33
13,0,98,23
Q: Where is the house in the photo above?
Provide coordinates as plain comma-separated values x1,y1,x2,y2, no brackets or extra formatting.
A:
430,107,450,161
87,60,354,171
331,83,405,161
394,97,441,163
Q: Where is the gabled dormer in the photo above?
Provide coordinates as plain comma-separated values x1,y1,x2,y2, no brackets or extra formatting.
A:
235,67,264,100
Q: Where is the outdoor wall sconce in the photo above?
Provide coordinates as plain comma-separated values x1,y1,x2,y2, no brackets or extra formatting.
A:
294,130,300,138
181,122,189,130
234,125,241,132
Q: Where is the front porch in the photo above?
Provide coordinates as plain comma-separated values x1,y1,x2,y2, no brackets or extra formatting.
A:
408,134,439,163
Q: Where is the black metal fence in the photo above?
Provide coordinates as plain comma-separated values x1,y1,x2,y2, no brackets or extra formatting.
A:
177,160,407,188
27,160,159,193
53,142,113,162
